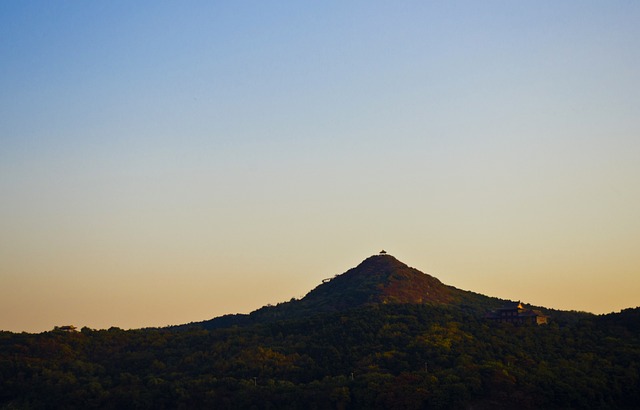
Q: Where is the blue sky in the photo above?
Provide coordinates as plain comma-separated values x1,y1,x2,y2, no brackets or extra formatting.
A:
1,1,639,332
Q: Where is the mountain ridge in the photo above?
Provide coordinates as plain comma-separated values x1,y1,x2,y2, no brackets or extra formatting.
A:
3,253,640,409
192,252,538,330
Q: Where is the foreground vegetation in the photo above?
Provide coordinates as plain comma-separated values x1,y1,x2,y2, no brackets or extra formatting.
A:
1,304,640,409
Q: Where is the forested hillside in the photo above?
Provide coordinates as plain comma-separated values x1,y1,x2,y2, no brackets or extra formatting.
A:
193,254,507,330
2,255,639,409
2,304,639,409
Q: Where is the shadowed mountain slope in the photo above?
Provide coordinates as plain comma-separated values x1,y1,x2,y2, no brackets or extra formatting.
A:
299,253,455,309
195,253,506,329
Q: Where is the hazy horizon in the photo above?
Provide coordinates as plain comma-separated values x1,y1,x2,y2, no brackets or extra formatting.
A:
2,1,639,333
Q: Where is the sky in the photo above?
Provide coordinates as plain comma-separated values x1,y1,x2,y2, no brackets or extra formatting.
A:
1,1,639,333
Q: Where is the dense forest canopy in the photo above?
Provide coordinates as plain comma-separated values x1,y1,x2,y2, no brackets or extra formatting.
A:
2,255,639,409
3,306,640,408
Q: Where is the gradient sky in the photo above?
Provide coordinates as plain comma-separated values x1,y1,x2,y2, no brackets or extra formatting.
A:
1,1,639,333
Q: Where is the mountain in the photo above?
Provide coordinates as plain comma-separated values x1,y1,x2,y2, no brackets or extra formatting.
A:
194,253,510,330
2,252,640,409
299,253,456,308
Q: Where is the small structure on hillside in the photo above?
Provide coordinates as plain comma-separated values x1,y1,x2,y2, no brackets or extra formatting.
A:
54,325,78,332
486,301,548,325
379,250,387,255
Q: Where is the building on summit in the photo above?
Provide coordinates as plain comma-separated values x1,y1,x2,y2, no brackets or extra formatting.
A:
486,301,548,325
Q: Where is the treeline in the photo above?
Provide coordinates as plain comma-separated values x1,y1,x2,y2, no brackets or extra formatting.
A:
1,305,640,409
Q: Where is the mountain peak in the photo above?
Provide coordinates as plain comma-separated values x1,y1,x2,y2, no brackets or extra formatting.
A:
198,252,505,329
298,253,454,311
